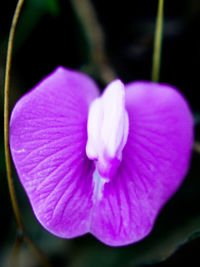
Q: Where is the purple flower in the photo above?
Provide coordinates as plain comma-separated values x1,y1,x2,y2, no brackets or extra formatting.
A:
10,67,193,246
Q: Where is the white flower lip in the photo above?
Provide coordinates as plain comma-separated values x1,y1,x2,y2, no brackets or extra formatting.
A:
86,79,129,178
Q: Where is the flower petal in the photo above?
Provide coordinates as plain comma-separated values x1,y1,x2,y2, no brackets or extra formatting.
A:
10,67,99,238
90,81,194,246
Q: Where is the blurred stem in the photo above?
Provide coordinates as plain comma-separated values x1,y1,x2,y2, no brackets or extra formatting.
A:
71,0,116,84
9,234,51,267
194,142,200,154
152,0,164,82
24,234,52,267
4,1,51,266
9,234,23,267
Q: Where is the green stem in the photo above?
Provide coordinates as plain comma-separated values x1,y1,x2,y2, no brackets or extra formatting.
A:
152,0,164,82
4,0,25,233
4,1,51,266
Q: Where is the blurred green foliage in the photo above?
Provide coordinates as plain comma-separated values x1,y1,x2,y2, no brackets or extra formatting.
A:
14,0,60,51
1,0,200,266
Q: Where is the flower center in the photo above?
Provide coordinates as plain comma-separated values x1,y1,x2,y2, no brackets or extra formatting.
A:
86,79,129,178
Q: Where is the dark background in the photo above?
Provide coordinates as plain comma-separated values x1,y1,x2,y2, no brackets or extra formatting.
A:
0,0,200,266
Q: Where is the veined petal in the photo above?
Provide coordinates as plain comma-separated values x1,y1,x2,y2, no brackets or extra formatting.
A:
90,81,194,246
10,67,99,238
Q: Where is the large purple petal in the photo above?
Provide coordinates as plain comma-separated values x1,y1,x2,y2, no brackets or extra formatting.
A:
10,67,99,238
90,82,194,246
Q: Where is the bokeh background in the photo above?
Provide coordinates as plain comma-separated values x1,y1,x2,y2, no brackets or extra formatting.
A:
0,0,200,266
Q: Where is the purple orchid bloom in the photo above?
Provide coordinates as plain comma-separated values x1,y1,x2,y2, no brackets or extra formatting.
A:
9,67,193,246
